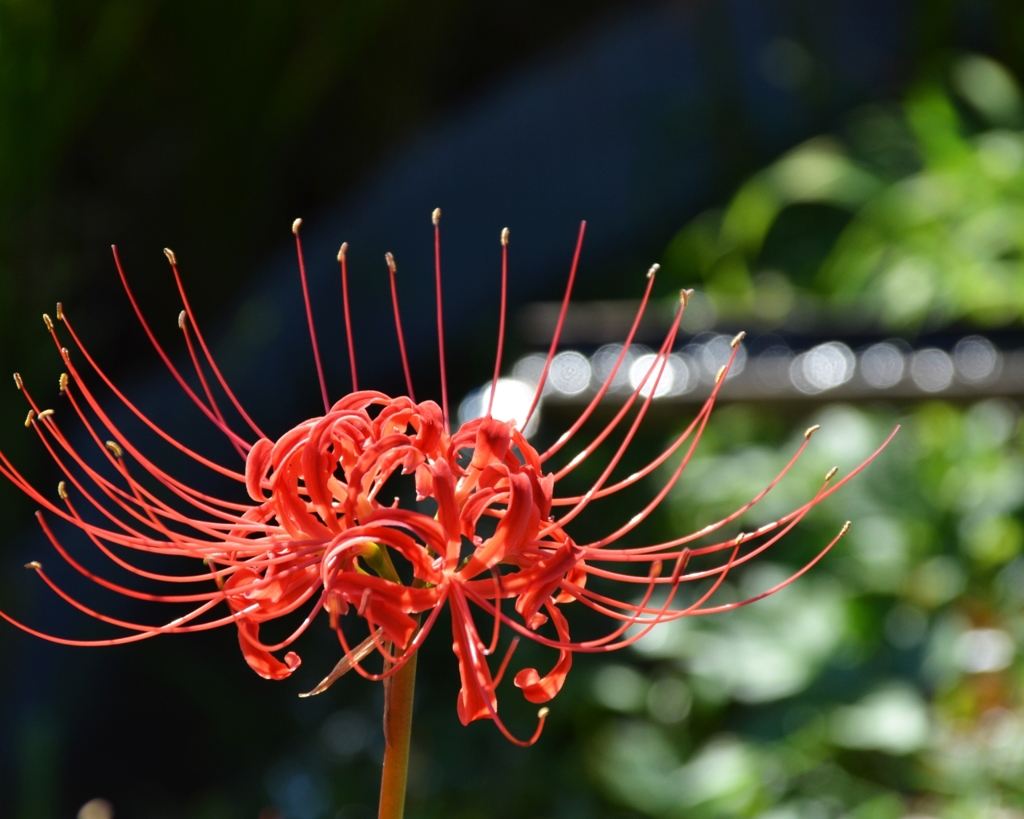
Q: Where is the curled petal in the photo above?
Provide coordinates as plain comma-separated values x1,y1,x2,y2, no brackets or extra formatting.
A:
555,559,587,604
236,617,302,680
450,586,496,725
224,566,319,621
244,438,274,501
471,417,513,470
328,574,441,646
509,539,582,627
462,471,539,574
415,459,460,552
514,603,571,703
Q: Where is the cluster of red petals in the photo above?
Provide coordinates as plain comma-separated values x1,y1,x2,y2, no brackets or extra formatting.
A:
0,219,894,744
239,390,579,728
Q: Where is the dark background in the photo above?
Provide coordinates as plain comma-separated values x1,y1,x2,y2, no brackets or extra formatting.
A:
2,2,1024,817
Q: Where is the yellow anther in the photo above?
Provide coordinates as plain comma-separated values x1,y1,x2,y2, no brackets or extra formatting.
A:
432,207,441,225
61,347,70,362
839,521,851,537
42,313,53,331
734,532,745,546
647,263,660,279
37,409,54,420
337,242,348,262
163,248,177,266
105,440,123,458
715,365,727,384
56,302,64,320
825,466,838,481
59,373,68,393
680,288,694,305
13,373,22,390
24,410,35,427
24,561,41,570
804,424,820,440
385,252,397,272
58,480,68,499
537,707,550,719
501,227,510,246
178,310,187,330
731,331,746,349
291,218,302,234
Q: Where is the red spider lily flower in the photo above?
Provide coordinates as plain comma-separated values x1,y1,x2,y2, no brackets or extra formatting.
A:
0,211,894,745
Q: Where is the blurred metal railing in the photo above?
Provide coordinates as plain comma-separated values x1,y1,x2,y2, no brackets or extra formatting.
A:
459,298,1024,428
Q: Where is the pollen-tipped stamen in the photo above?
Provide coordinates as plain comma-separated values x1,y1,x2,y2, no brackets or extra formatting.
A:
339,241,359,392
386,252,415,401
292,219,331,412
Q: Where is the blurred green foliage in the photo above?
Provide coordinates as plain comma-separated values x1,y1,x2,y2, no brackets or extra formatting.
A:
586,55,1024,819
590,400,1024,818
664,53,1024,331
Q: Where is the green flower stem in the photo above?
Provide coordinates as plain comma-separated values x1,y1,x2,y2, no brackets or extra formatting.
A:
377,644,417,819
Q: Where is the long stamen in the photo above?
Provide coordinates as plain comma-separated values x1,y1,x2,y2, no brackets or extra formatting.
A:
433,208,450,431
582,474,833,592
522,221,586,429
551,288,693,483
178,312,249,460
574,489,846,629
569,543,735,644
24,408,261,551
338,242,359,391
692,522,851,615
108,248,252,453
56,377,254,523
61,491,276,585
491,636,520,686
386,252,415,401
163,248,268,441
540,263,659,462
586,423,814,551
53,312,247,483
292,219,330,412
595,426,898,557
537,296,685,537
36,512,221,604
487,228,510,417
8,560,280,642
